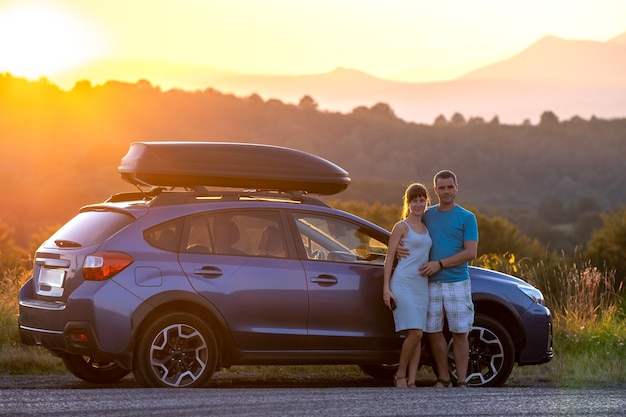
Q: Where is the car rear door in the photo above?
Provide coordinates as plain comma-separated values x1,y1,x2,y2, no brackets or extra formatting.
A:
179,209,309,350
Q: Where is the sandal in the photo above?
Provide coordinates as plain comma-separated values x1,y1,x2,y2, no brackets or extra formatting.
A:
393,374,408,387
457,381,469,388
433,377,452,388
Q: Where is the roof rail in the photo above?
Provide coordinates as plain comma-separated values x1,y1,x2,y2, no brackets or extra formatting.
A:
105,187,330,207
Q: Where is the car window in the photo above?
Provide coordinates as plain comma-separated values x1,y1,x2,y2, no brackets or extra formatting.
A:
183,210,287,257
292,213,387,264
144,219,184,252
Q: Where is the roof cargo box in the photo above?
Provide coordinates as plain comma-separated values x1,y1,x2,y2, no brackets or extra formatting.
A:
118,142,351,195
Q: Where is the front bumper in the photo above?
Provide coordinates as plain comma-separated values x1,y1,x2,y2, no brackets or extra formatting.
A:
517,304,554,365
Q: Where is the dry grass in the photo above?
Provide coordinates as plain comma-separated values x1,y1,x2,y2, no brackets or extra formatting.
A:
486,251,626,386
0,265,66,374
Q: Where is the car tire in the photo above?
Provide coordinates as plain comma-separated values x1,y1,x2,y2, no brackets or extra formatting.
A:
453,313,515,387
133,312,218,388
61,354,130,384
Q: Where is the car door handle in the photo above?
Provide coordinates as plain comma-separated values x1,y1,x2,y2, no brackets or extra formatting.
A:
310,275,338,286
194,266,224,278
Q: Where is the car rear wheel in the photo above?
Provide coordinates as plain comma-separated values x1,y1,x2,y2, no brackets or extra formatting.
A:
61,354,130,384
133,312,218,388
450,313,514,387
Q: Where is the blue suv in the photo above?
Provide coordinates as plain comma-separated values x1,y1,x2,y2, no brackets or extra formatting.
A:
18,142,553,388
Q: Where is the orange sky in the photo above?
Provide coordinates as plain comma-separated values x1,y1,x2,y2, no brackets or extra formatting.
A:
0,0,625,89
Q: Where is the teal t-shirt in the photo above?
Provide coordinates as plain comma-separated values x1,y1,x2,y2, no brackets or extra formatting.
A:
423,204,478,283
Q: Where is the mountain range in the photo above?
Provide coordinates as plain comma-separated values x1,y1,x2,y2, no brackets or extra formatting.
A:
55,31,626,124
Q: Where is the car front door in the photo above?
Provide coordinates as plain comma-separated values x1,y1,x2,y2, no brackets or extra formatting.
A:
291,212,399,351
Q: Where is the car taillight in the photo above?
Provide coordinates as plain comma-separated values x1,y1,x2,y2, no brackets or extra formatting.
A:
83,252,134,281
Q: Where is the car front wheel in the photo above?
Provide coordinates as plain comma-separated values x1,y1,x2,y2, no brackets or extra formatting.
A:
133,312,218,388
450,313,515,387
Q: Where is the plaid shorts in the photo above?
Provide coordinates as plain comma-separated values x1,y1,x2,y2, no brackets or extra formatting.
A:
426,279,474,333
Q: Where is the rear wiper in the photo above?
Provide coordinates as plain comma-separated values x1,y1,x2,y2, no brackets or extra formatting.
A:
54,240,82,248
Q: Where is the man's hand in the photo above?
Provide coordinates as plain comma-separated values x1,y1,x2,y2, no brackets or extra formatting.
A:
396,240,410,259
419,260,442,277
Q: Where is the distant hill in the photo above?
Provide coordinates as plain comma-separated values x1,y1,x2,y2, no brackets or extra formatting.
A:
609,31,626,45
461,35,626,87
53,32,626,124
204,33,626,124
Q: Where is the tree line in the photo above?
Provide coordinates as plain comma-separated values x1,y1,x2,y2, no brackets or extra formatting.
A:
1,73,626,284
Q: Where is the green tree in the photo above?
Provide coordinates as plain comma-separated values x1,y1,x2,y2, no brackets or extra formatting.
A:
298,95,319,111
450,112,466,126
539,110,559,126
433,114,447,126
586,207,626,286
573,211,603,246
468,116,486,125
369,102,397,119
330,200,400,232
488,115,500,125
474,212,545,261
538,197,567,224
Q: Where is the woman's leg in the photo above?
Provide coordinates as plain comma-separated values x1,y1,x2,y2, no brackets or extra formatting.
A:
396,329,422,387
406,329,423,386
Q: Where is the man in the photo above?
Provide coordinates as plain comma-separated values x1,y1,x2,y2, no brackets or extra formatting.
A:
400,170,478,387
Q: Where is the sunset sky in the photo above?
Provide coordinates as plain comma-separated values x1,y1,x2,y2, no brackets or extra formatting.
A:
0,0,625,88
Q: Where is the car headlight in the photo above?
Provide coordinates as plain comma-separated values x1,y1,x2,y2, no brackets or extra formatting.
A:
517,283,544,305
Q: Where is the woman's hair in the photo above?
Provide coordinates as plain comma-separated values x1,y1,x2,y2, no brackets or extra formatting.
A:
401,183,429,219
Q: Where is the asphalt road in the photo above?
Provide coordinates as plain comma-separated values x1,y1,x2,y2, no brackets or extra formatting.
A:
0,375,624,416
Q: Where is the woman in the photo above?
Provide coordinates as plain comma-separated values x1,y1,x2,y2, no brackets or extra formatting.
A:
383,183,432,387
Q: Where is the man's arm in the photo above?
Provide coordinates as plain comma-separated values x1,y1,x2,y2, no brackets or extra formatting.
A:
418,240,477,277
396,239,409,259
438,240,477,268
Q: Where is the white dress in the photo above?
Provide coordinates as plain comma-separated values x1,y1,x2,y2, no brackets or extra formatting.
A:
390,220,432,331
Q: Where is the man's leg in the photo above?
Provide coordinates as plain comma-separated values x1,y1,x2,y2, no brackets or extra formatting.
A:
428,331,451,387
443,279,473,387
451,332,469,386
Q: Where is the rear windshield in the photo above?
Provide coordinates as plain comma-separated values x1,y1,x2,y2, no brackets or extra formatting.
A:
43,211,135,249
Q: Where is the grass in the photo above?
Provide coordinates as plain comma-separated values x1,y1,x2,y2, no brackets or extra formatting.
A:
1,256,625,387
486,251,626,387
0,265,67,375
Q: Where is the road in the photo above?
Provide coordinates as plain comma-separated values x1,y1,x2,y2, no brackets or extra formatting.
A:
0,375,624,416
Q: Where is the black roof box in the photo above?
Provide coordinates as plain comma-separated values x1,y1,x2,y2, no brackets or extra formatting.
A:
118,142,351,195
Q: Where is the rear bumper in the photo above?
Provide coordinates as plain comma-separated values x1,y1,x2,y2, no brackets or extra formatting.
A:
18,279,135,369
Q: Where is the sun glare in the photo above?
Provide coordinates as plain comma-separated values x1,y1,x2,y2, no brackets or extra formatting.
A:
0,3,108,79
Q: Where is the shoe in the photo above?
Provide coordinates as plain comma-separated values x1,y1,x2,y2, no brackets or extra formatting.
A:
393,374,408,387
408,382,416,387
457,381,469,388
433,377,452,388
